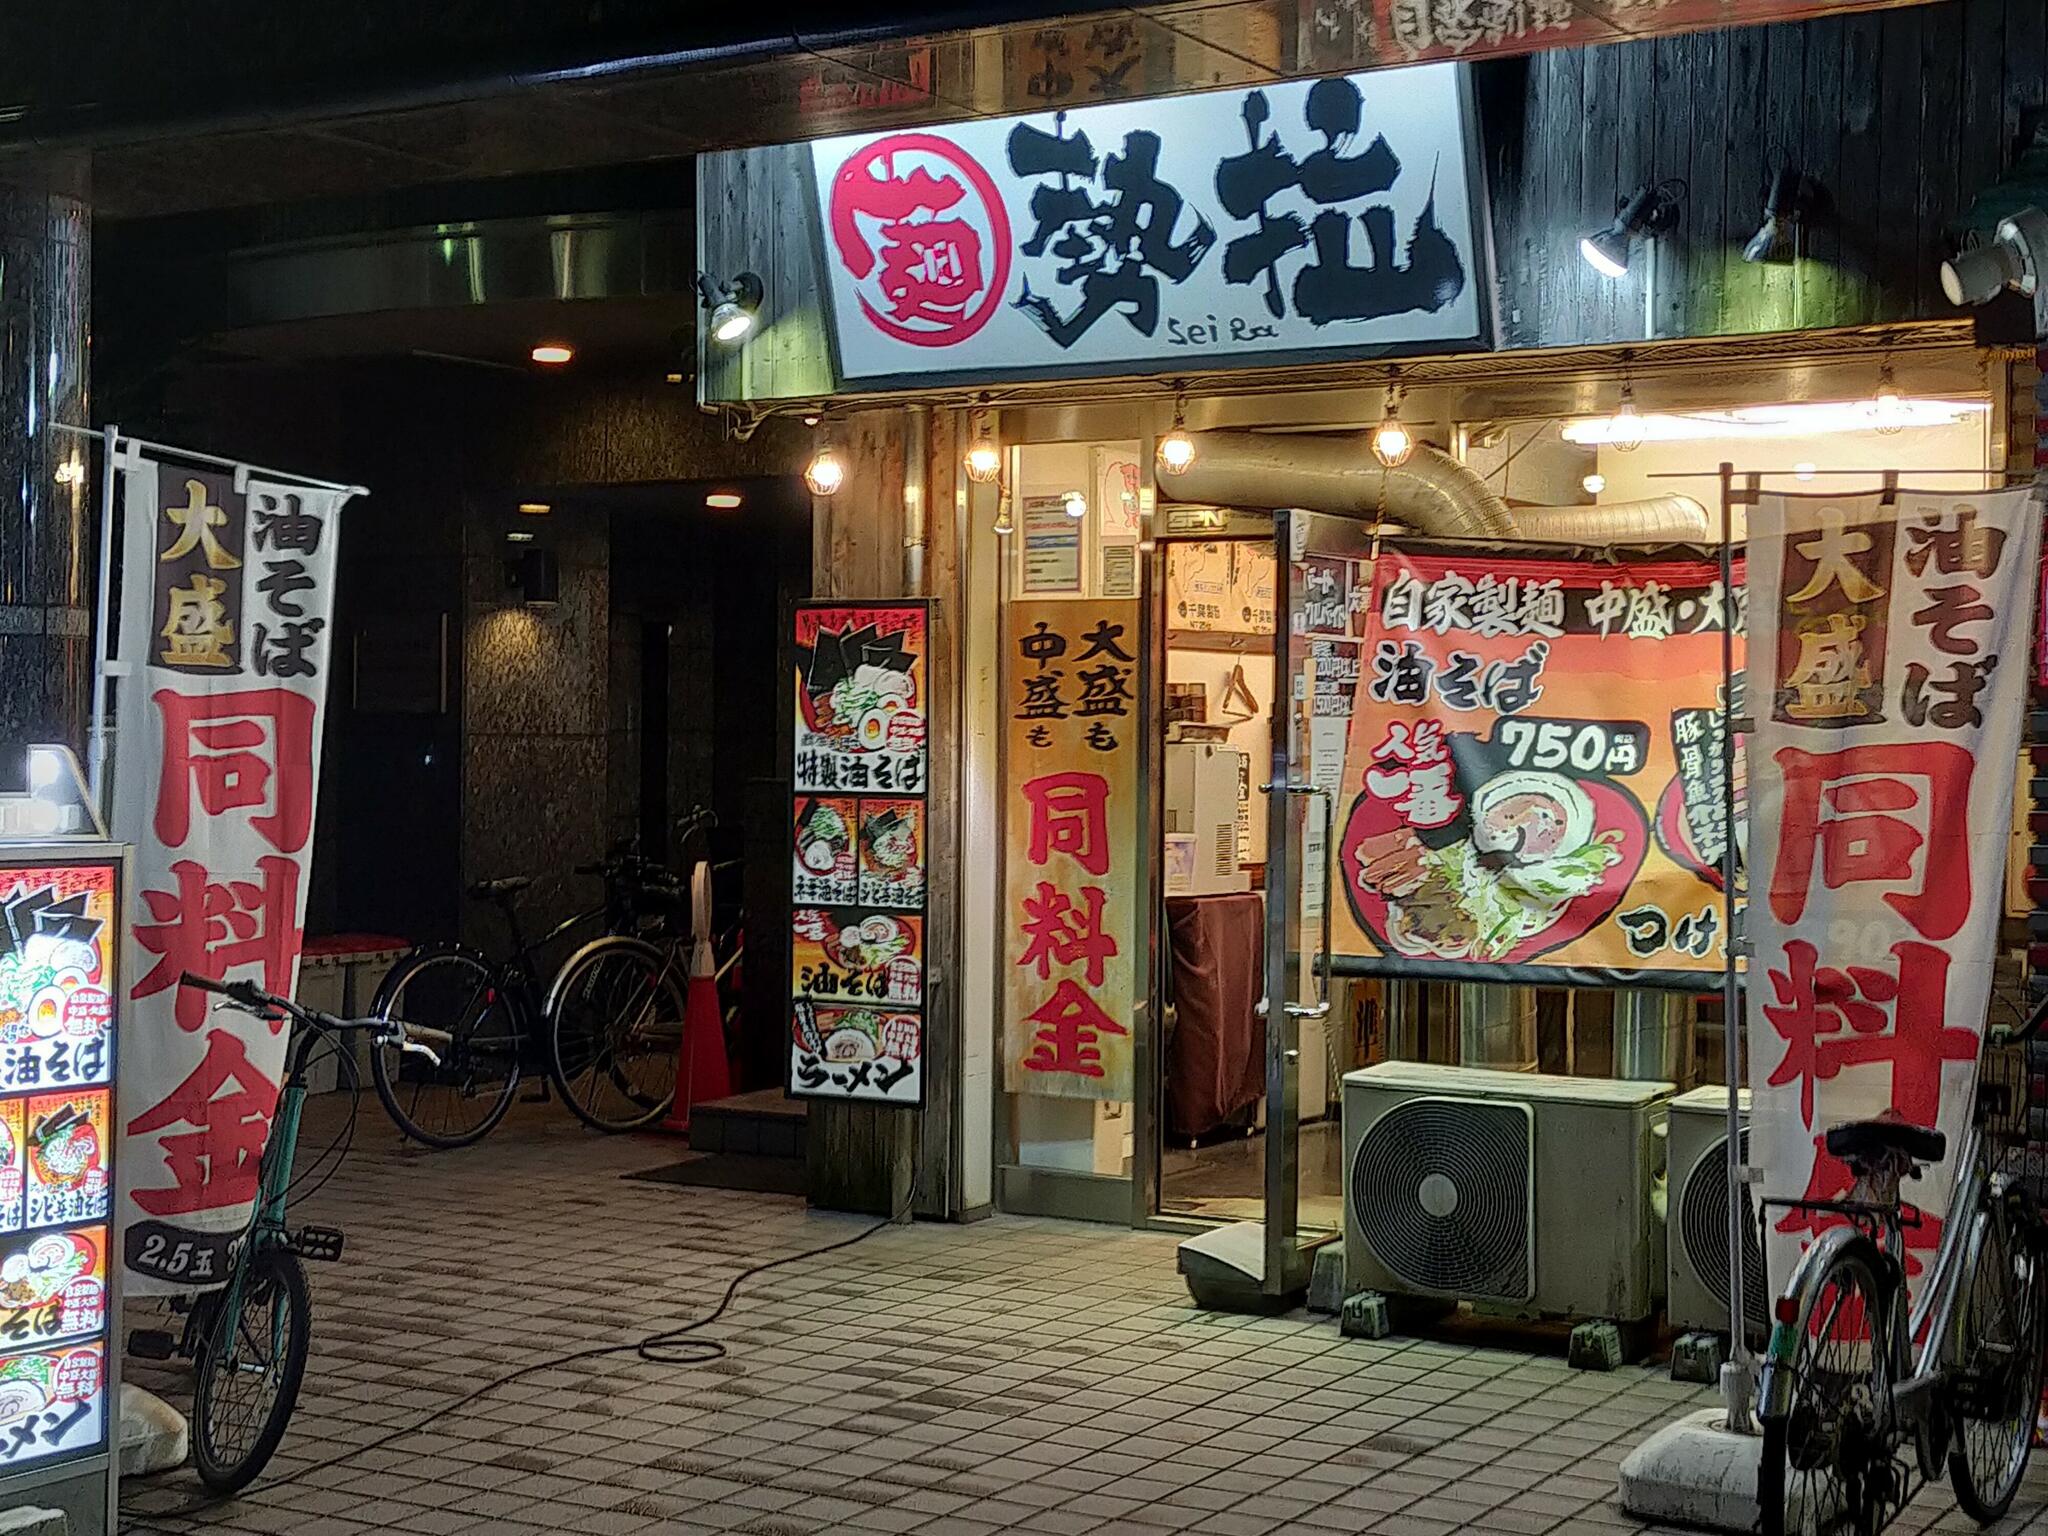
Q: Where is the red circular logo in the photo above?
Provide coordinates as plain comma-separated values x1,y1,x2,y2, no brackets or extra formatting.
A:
828,134,1013,349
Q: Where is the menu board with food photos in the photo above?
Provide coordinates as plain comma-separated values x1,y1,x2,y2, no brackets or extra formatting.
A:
789,603,930,1106
0,855,119,1477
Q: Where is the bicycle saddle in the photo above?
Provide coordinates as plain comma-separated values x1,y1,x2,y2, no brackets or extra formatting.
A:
466,875,533,902
1824,1114,1947,1166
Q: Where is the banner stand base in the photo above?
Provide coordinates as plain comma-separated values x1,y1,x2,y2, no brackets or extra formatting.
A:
118,1385,187,1476
1618,1408,1761,1532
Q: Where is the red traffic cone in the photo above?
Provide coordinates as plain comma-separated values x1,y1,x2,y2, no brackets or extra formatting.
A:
663,865,730,1135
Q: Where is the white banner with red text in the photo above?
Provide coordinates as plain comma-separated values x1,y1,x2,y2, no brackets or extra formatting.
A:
107,445,353,1293
1746,485,2040,1297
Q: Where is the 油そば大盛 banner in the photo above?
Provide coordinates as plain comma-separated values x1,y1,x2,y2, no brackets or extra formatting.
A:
1745,486,2041,1296
109,449,354,1293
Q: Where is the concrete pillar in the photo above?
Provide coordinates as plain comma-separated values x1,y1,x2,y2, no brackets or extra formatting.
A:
0,162,90,765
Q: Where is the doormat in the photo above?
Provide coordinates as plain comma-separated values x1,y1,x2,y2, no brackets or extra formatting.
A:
624,1153,808,1197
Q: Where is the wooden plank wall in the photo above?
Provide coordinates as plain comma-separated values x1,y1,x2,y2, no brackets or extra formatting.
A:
1493,0,2048,349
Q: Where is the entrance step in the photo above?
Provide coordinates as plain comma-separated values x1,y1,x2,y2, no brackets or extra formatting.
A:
688,1088,806,1160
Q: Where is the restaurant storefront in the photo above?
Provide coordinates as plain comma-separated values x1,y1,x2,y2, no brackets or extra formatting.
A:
699,2,2046,1319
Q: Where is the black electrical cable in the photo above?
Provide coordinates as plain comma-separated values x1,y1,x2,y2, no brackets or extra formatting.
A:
123,1143,922,1531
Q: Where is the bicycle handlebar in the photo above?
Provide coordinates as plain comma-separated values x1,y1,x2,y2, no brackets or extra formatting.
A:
177,973,444,1066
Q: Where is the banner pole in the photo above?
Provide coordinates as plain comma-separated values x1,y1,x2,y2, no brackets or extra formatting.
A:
1717,459,1753,1431
86,424,121,818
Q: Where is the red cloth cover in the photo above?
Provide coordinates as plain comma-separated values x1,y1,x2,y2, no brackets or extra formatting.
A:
1164,893,1265,1139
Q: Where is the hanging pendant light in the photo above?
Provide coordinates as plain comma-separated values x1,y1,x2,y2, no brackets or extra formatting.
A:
1608,356,1645,453
1371,367,1413,468
1872,356,1905,435
964,394,1001,484
804,417,845,497
1157,380,1195,475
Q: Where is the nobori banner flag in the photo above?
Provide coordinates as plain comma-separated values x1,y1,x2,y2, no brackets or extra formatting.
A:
1745,486,2041,1297
106,445,355,1293
1333,545,1746,987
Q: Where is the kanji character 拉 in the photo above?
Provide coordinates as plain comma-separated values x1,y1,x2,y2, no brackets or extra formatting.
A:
1007,113,1215,347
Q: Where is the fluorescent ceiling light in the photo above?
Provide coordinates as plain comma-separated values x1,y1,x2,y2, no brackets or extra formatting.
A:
1561,398,1987,445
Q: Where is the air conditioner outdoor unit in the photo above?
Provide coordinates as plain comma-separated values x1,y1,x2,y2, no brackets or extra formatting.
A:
1343,1062,1671,1324
1666,1085,1766,1341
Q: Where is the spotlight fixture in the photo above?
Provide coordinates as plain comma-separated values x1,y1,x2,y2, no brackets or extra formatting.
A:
530,342,574,366
994,498,1015,537
1580,181,1684,280
1370,368,1413,468
804,442,846,498
1582,473,1606,495
965,395,1002,484
1743,166,1820,265
1157,380,1196,475
696,270,765,346
1062,490,1088,521
1872,357,1904,435
705,491,744,510
1940,206,2048,312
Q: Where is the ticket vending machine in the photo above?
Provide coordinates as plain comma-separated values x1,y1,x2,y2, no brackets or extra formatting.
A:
0,747,125,1534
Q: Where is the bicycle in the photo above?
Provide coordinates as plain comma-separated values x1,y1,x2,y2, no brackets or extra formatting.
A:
370,846,686,1146
133,971,444,1493
1758,1002,2048,1535
544,808,733,1133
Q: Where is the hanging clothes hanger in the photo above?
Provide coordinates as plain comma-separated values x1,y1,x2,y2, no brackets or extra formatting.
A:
1220,659,1260,722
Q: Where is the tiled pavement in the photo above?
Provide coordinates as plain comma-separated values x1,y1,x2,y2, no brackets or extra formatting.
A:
120,1097,2048,1536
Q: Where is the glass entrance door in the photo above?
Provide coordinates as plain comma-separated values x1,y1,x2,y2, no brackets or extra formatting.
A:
1258,508,1376,1295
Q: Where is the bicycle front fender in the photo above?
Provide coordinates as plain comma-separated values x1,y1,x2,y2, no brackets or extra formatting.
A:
369,940,501,1017
541,933,673,1022
1758,1225,1894,1422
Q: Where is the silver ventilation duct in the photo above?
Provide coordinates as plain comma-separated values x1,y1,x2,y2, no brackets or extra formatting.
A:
1156,431,1516,538
1156,431,1716,546
1511,494,1711,545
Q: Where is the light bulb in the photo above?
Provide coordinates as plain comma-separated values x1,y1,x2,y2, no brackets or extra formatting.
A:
530,342,574,366
1794,462,1817,482
1371,418,1413,468
1062,490,1088,520
711,303,754,344
1609,397,1645,453
1157,430,1195,474
965,436,1001,484
1873,366,1905,435
805,447,845,497
1582,473,1606,494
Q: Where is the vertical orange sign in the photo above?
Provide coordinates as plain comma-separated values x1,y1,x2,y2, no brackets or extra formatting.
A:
1003,599,1140,1100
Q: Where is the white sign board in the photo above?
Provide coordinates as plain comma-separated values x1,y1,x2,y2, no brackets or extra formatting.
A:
808,63,1488,386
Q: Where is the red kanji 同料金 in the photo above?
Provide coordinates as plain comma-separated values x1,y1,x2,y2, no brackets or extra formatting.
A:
152,687,317,855
131,856,303,1032
1767,742,1972,941
125,1029,280,1217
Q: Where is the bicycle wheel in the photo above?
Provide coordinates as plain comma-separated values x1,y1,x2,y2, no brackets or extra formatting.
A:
1948,1202,2047,1521
191,1245,311,1495
1762,1246,1898,1536
547,937,683,1133
370,945,521,1149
